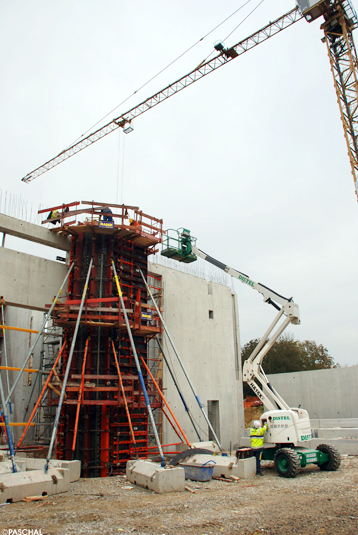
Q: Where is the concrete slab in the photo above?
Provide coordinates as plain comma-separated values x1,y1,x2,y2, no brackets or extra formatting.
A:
25,459,81,482
179,454,256,479
126,460,185,494
0,468,70,504
0,213,71,251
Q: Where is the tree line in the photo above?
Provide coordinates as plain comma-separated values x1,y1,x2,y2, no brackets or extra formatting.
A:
241,334,338,397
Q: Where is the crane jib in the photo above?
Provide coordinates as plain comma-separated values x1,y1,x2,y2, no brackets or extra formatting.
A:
21,7,302,182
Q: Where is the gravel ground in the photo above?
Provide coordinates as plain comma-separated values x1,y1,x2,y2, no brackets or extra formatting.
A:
1,455,357,535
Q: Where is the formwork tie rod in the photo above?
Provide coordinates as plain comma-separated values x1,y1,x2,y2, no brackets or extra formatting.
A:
139,269,224,453
45,259,93,474
112,260,166,467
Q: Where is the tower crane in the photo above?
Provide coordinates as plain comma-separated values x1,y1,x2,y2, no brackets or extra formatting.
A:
22,1,358,200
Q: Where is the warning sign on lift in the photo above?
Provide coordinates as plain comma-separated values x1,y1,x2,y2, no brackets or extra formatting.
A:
141,312,152,321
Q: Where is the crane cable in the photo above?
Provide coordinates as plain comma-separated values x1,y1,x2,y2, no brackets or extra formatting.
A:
65,0,256,150
201,0,267,65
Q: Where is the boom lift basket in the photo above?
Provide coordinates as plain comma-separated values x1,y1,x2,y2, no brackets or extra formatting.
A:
161,228,197,263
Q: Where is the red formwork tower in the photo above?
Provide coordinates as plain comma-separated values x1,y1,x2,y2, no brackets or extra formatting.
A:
42,202,164,477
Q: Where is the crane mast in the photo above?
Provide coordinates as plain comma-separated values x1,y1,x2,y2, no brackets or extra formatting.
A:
298,0,358,198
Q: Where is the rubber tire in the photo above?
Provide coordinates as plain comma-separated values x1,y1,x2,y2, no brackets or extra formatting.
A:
316,444,341,471
274,448,301,478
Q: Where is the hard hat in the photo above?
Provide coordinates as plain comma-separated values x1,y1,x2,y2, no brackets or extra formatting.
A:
253,420,261,429
129,218,133,223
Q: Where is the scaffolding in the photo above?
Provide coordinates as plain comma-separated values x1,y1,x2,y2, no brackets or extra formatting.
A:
34,202,165,477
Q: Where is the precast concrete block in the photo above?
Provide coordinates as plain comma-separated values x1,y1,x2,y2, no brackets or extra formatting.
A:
25,459,81,482
311,418,358,429
314,428,358,439
0,459,27,474
126,460,185,494
0,468,70,504
180,454,256,479
307,438,358,456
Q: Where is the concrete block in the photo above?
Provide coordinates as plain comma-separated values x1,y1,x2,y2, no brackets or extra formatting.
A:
313,428,358,439
0,459,26,474
126,460,185,494
307,438,358,456
311,418,358,429
0,468,70,504
180,454,256,479
25,459,81,482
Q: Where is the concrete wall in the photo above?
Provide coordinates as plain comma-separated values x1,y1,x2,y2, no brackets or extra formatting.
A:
0,247,68,311
267,366,358,419
149,263,245,450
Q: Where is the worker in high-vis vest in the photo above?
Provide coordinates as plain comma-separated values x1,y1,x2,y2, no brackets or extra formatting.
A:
250,419,268,476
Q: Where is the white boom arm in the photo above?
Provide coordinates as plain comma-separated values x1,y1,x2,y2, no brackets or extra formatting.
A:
192,246,299,411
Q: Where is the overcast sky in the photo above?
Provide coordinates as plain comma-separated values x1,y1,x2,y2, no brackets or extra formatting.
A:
1,0,357,367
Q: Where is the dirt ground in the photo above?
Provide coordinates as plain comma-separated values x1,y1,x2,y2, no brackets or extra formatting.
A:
1,455,357,535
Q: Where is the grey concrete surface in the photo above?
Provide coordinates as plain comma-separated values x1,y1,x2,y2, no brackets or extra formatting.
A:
0,467,70,504
0,247,68,310
267,366,358,419
25,459,81,482
149,263,245,451
0,213,71,251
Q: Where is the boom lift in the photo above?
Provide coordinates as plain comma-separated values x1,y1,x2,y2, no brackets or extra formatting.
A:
162,228,341,477
21,1,358,200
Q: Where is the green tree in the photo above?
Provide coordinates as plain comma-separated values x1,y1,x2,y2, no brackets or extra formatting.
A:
241,334,338,398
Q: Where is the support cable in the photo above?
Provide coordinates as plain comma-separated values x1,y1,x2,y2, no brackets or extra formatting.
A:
45,259,93,473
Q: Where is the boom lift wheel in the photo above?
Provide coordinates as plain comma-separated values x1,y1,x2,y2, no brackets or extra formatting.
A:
274,448,301,478
316,444,341,471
